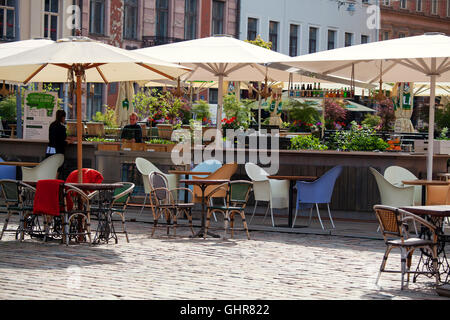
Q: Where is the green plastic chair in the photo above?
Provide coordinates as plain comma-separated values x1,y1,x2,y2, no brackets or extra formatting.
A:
110,182,135,243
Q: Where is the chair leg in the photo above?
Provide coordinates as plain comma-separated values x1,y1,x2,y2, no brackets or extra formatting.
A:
315,204,324,230
229,212,235,239
262,203,270,223
151,208,161,237
0,211,12,240
186,208,195,236
120,213,129,243
239,210,250,240
292,206,299,229
270,206,275,227
250,200,258,224
308,207,313,227
224,211,230,239
401,249,407,290
172,209,178,237
327,203,335,229
205,209,212,240
139,194,148,215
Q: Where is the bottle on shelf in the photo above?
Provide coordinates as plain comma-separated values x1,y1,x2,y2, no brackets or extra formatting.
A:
290,84,294,97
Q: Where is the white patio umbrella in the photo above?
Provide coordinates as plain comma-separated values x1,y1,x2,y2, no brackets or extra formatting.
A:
0,36,190,182
274,33,450,180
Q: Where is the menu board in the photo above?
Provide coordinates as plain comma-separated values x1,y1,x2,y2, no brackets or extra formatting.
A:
23,91,58,140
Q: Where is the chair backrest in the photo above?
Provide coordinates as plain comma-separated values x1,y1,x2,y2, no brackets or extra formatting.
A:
0,157,16,180
149,171,170,203
191,159,222,178
135,157,163,193
0,179,19,204
21,154,64,182
373,205,403,239
245,163,269,182
207,163,238,180
112,182,135,207
426,185,450,205
229,180,252,205
370,167,415,207
384,166,422,205
66,168,104,184
296,166,342,204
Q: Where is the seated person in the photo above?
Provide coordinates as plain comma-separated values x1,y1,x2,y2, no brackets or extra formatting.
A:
121,112,143,143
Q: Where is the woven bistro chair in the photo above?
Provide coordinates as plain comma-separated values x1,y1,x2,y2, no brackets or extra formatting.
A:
204,180,253,240
0,179,35,241
373,205,439,290
109,182,135,243
148,172,195,237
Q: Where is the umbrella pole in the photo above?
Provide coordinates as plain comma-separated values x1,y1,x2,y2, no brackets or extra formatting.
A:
427,58,437,181
76,74,83,183
217,74,224,140
258,81,262,132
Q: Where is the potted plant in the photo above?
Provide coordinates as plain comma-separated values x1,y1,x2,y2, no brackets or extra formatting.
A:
287,99,322,133
145,138,176,152
85,137,121,151
324,99,347,130
289,135,328,151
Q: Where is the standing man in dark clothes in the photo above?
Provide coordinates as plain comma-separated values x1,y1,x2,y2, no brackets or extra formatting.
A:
121,112,143,143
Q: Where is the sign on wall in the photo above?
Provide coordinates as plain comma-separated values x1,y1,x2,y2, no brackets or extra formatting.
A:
23,91,58,140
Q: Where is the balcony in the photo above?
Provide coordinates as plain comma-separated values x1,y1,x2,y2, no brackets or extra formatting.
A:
142,36,185,48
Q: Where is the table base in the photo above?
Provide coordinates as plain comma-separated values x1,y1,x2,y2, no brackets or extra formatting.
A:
190,228,221,239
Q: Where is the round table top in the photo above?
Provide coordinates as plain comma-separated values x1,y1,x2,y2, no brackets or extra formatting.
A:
402,180,450,186
179,179,229,186
401,205,450,217
169,171,212,175
65,183,124,191
268,175,317,181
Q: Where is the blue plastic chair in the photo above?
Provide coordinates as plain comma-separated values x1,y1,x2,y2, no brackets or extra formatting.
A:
0,157,16,180
181,159,222,200
294,166,343,230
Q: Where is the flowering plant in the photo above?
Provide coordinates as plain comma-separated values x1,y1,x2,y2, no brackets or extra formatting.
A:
375,99,395,131
329,121,389,151
325,99,347,129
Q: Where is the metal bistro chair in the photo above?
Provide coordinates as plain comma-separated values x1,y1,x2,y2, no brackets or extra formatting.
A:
373,205,439,290
205,180,252,240
109,182,135,243
148,171,195,237
0,179,35,241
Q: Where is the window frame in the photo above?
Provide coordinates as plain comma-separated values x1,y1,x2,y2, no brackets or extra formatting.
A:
44,0,59,41
344,32,353,47
89,0,105,36
327,29,336,50
309,26,318,54
0,0,15,40
247,17,257,41
269,20,279,52
184,0,198,40
431,0,438,15
211,0,224,36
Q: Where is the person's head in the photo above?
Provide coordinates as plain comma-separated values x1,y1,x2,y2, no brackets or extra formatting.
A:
55,109,66,124
129,112,139,125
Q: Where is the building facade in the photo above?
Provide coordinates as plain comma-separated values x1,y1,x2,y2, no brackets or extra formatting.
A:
380,0,450,40
239,0,377,56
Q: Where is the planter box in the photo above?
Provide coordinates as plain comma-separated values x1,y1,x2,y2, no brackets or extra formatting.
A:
97,142,121,151
86,122,105,136
157,124,173,140
67,122,86,136
145,143,175,152
122,142,146,151
415,140,450,154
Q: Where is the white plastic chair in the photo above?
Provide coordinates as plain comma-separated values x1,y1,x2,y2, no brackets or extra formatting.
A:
135,157,178,215
384,166,422,206
21,154,64,182
245,163,289,227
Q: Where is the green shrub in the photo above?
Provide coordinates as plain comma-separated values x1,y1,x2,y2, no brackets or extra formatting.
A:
329,121,389,151
289,135,328,151
361,114,381,129
0,95,17,121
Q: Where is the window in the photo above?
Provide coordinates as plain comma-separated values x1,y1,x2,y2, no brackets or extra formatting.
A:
398,32,406,38
209,88,218,104
361,35,369,44
289,24,299,57
327,30,336,50
87,83,104,120
345,32,353,47
90,0,105,35
383,0,390,5
431,0,438,14
269,21,278,51
416,0,422,11
0,0,14,40
156,0,169,38
212,0,224,35
448,0,450,16
383,31,389,40
44,0,59,40
123,0,138,40
309,27,317,53
185,0,197,40
400,0,407,9
247,17,257,41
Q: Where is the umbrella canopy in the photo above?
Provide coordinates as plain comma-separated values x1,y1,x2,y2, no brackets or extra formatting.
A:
0,39,55,60
0,36,191,182
275,33,450,180
135,36,298,129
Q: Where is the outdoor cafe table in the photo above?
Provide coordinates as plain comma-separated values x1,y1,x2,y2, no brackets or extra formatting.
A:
179,179,229,239
168,170,212,202
402,180,450,205
0,161,40,166
267,175,317,228
66,182,124,244
400,205,450,297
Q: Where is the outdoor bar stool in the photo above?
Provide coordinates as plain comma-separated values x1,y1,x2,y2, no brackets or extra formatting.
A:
373,205,439,290
0,179,35,241
204,180,253,240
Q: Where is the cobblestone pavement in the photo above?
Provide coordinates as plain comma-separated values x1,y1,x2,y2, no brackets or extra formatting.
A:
0,214,448,300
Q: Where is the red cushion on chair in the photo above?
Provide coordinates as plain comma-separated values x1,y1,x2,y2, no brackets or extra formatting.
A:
33,179,64,216
65,169,104,211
